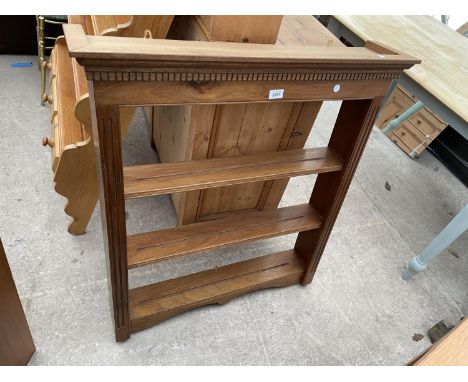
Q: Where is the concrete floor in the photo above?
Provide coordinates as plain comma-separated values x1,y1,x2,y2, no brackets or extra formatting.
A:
1,54,467,365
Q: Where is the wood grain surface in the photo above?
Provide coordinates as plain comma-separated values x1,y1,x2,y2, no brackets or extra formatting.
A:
127,203,321,268
199,16,283,44
75,18,419,339
91,102,130,341
414,319,468,365
123,147,343,198
53,15,172,235
55,37,84,147
154,16,338,224
296,98,384,284
129,250,304,332
64,24,419,69
334,15,468,123
0,239,35,365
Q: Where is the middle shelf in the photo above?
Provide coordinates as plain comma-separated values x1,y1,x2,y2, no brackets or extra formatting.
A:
123,147,343,199
127,203,321,268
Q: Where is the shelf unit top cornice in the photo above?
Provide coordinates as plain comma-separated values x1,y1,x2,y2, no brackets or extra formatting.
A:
63,24,420,72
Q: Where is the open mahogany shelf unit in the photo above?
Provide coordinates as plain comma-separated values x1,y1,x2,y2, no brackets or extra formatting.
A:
63,24,418,341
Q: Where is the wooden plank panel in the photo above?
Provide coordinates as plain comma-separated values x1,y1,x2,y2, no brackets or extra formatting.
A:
277,16,343,47
413,319,468,366
172,105,216,225
199,16,283,44
158,16,341,224
129,250,304,332
68,15,94,36
123,147,343,199
119,16,174,39
67,15,84,26
83,16,95,35
127,203,321,268
160,16,291,224
92,78,393,106
0,239,35,365
91,16,122,36
71,57,88,105
260,101,323,210
55,38,83,147
198,102,296,216
152,105,194,164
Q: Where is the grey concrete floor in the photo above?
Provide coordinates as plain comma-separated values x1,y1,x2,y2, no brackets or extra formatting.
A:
0,54,467,365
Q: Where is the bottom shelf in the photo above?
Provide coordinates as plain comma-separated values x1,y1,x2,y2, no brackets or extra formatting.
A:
129,250,305,333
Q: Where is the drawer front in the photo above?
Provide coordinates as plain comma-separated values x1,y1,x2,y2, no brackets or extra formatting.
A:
376,86,414,128
407,112,445,139
377,85,447,156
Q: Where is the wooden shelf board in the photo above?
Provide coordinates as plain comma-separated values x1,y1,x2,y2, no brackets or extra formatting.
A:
129,250,304,333
127,203,321,268
123,147,343,199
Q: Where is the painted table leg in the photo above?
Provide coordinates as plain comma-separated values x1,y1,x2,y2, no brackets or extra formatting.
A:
403,204,468,280
382,100,424,135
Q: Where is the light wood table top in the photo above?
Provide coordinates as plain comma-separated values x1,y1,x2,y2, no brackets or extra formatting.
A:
414,318,468,366
334,15,468,124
